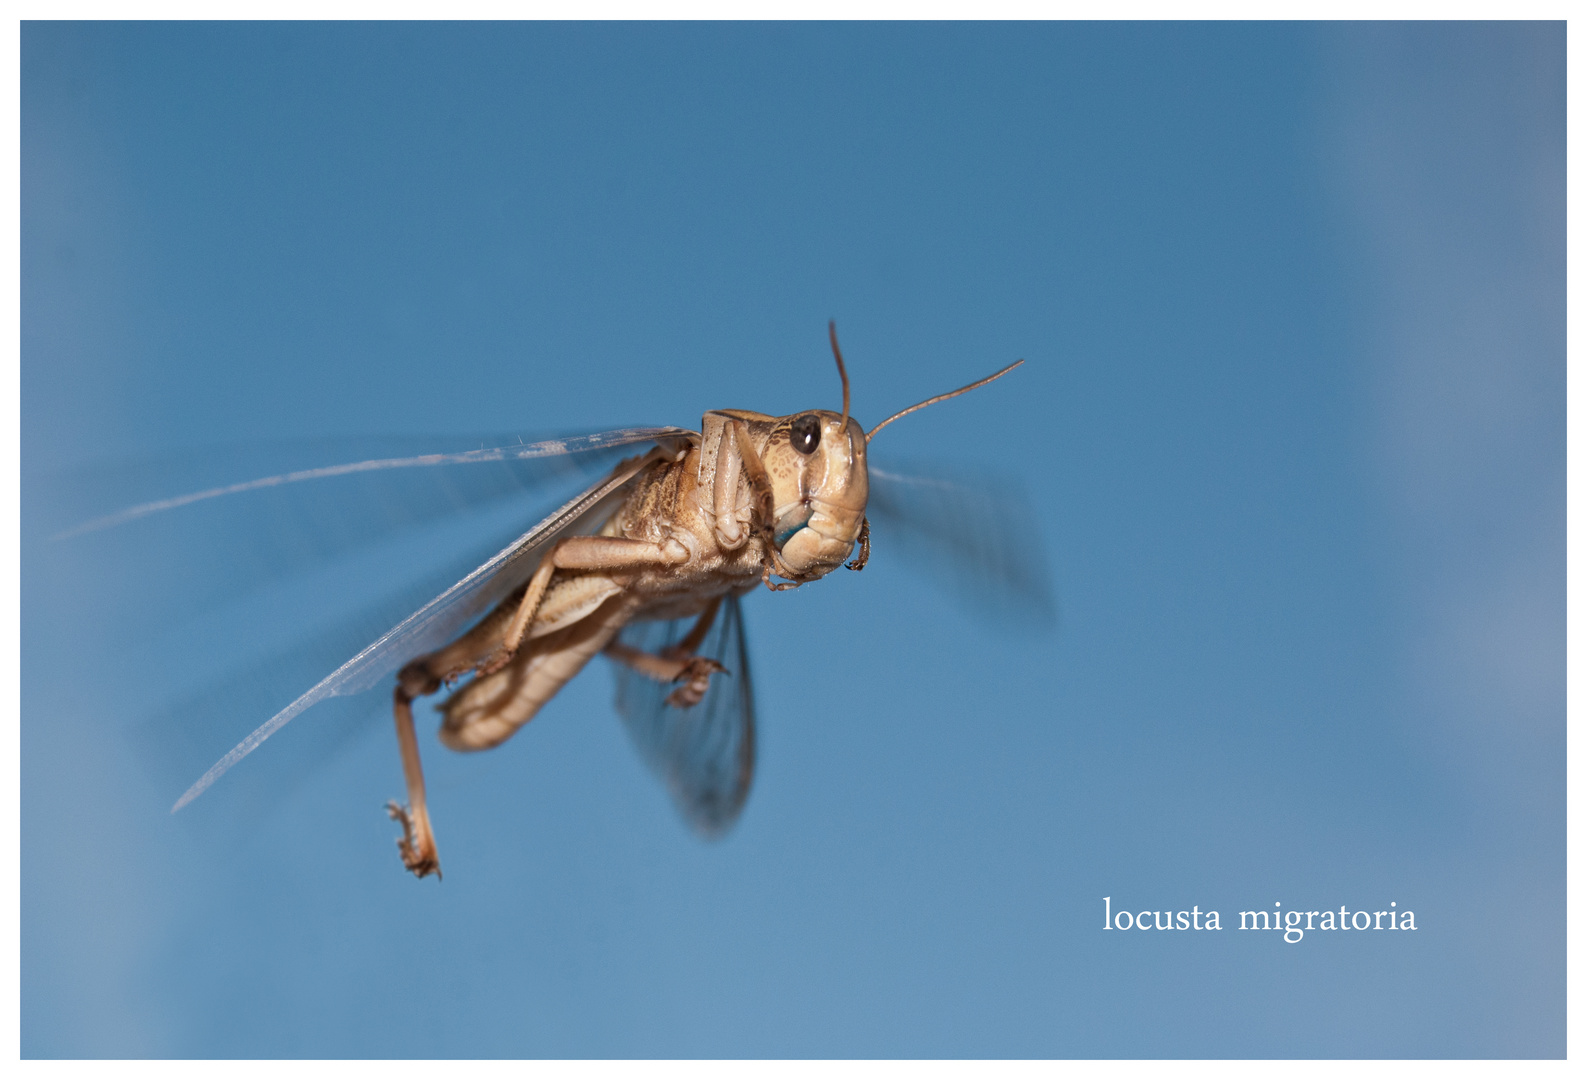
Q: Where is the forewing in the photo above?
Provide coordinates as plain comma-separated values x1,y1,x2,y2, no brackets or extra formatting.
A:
43,428,690,637
169,442,675,811
54,427,688,538
867,461,1057,630
610,593,756,836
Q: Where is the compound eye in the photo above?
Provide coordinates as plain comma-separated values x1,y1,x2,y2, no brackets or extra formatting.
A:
791,414,822,455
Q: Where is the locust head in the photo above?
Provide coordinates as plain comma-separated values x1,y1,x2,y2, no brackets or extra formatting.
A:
758,408,869,578
702,323,1021,585
751,323,1022,582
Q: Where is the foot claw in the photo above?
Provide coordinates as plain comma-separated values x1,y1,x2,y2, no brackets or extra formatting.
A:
666,657,727,708
760,564,801,592
386,800,442,880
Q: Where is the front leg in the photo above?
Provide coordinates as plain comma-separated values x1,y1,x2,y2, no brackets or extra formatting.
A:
845,516,870,571
725,421,809,590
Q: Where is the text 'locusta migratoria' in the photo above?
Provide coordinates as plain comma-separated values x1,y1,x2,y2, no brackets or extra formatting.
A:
1104,898,1418,943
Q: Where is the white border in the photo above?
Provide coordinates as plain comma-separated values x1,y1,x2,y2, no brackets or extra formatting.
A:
8,3,1581,21
6,11,1575,1071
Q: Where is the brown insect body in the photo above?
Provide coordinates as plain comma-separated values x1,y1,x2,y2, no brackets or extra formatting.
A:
61,325,1031,880
387,404,872,877
91,322,1025,879
435,409,867,748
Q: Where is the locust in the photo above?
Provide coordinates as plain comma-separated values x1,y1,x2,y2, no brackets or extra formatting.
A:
374,326,1019,877
66,324,1027,879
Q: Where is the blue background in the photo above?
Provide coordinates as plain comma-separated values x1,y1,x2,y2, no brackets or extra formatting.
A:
21,22,1564,1057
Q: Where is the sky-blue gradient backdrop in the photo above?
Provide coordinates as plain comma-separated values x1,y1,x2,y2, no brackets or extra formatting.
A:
22,22,1563,1057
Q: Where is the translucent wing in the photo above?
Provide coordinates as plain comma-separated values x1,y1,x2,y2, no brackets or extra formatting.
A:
609,593,756,836
867,461,1057,630
55,427,688,538
167,436,689,812
135,514,541,832
44,428,692,640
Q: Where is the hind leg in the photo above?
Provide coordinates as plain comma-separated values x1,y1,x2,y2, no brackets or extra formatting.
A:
385,536,682,879
383,586,522,880
388,686,442,878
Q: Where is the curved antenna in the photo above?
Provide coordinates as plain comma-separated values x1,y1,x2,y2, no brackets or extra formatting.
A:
828,320,851,430
866,360,1025,443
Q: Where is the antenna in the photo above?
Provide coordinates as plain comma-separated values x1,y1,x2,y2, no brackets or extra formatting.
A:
828,320,851,431
866,359,1024,443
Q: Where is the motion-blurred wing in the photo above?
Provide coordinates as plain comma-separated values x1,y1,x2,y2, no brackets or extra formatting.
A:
170,439,683,812
868,461,1057,630
610,593,756,836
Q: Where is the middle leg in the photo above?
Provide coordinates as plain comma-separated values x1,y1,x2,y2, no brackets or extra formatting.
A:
604,597,726,708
